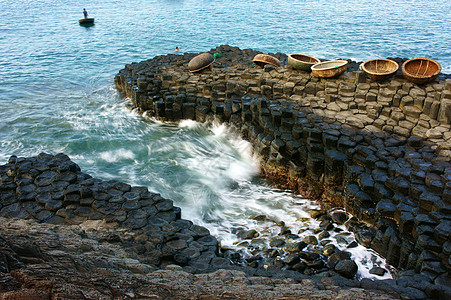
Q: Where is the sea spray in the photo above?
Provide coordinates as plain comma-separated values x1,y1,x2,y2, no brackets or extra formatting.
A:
166,120,394,279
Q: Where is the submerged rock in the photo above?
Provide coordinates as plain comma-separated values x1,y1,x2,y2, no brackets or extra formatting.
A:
330,210,349,225
334,259,358,279
370,267,387,276
302,235,319,245
238,229,259,239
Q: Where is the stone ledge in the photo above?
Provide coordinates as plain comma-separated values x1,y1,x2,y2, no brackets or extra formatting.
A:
0,153,221,273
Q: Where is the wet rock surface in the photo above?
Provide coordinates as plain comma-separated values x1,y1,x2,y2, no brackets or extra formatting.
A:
226,206,385,281
0,218,402,300
114,45,451,299
0,154,380,278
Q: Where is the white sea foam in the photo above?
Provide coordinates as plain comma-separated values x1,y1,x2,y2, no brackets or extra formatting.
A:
99,149,135,163
168,121,393,280
178,119,198,129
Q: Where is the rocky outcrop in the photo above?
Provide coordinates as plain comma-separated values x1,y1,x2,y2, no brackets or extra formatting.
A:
0,153,411,299
2,153,449,299
0,217,417,299
114,45,451,299
0,153,223,274
1,153,450,298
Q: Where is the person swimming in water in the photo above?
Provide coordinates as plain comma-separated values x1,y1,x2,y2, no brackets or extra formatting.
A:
83,8,88,19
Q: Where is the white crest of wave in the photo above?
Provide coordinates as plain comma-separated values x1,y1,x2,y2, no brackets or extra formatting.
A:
178,119,199,129
178,121,260,184
210,122,227,136
99,149,135,163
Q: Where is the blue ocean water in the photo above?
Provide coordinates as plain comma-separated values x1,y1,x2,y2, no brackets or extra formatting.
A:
0,0,450,278
1,0,449,161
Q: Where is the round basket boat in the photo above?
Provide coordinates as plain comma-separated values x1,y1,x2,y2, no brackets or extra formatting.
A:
252,54,281,68
288,54,321,71
188,53,215,73
79,18,94,25
361,58,399,81
402,58,441,84
311,60,348,78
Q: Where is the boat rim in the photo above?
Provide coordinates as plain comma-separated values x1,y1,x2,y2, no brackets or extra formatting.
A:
402,57,441,78
311,60,348,71
288,54,321,64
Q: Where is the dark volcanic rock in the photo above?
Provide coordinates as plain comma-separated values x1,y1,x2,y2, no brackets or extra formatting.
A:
0,153,224,275
115,46,451,297
327,251,352,269
6,42,451,296
334,259,358,279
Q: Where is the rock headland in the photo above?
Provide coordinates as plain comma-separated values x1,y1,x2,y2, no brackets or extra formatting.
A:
113,45,451,299
0,44,449,299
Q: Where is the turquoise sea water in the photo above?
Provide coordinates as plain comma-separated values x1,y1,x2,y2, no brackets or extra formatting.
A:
0,0,450,278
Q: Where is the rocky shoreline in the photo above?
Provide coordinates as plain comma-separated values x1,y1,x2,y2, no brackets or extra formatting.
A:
113,45,451,299
0,153,440,299
0,153,409,299
1,220,399,300
1,45,450,299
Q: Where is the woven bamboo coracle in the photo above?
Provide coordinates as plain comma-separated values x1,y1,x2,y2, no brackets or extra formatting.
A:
402,58,441,84
252,54,281,68
288,54,321,71
361,59,399,81
311,60,348,78
188,53,215,73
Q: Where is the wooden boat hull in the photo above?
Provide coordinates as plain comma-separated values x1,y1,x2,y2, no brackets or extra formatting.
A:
188,53,215,72
252,54,281,68
362,59,398,81
79,18,94,25
311,60,348,78
288,54,320,71
402,58,441,84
